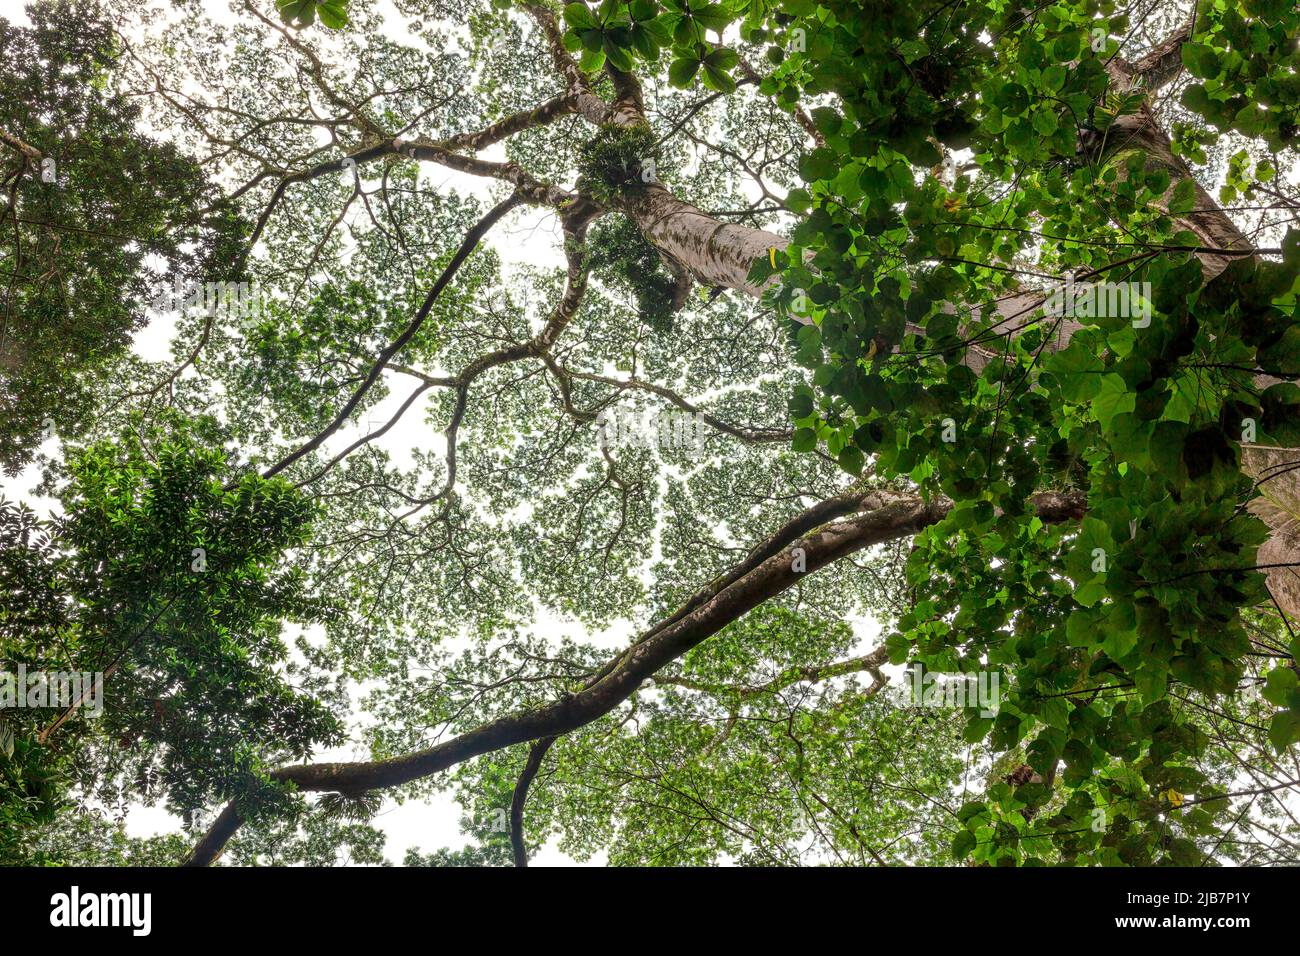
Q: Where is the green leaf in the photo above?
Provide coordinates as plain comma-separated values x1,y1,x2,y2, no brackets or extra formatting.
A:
668,56,701,87
1093,374,1136,431
276,0,316,26
1181,42,1221,80
1262,666,1299,708
788,387,814,419
1047,339,1105,402
1102,625,1137,662
1075,576,1108,607
1268,710,1300,751
1135,665,1168,704
994,82,1030,116
898,39,928,64
799,148,838,182
603,37,636,72
563,2,599,30
693,3,732,34
963,715,994,744
837,445,864,476
704,46,738,71
1167,178,1197,216
316,0,348,28
701,60,737,93
1032,109,1058,136
579,46,607,71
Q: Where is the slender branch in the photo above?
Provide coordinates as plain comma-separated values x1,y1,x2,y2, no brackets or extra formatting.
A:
254,191,524,483
509,736,556,867
553,365,792,443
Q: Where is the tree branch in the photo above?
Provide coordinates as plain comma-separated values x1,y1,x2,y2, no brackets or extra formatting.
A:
509,736,556,867
0,128,42,164
254,191,524,482
182,488,1083,865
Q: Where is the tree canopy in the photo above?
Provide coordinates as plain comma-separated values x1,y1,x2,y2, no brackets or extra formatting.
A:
2,0,1300,867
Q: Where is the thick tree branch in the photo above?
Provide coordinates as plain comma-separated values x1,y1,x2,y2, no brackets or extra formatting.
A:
1129,23,1193,90
522,2,614,125
443,94,579,151
183,488,1083,865
0,128,42,164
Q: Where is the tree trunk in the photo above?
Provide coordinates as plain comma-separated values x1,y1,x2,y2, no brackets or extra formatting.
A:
620,96,1300,621
619,184,785,297
1242,446,1300,620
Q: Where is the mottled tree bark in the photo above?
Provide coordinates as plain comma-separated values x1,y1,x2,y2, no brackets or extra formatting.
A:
618,184,785,296
1242,447,1300,620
